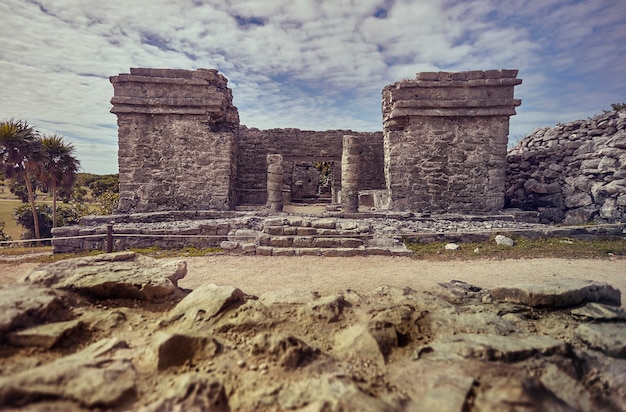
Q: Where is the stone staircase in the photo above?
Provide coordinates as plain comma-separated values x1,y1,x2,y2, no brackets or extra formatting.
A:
224,216,413,257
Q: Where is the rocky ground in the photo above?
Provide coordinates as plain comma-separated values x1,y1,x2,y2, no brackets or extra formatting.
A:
1,253,625,411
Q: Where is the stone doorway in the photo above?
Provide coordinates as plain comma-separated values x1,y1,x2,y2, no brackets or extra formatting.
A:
289,161,335,203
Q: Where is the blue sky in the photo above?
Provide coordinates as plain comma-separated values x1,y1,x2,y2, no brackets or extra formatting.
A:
1,0,625,174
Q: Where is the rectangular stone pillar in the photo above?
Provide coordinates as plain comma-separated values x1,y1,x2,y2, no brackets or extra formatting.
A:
110,68,239,212
382,69,522,213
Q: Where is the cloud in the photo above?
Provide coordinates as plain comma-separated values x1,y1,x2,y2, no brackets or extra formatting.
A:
1,0,625,173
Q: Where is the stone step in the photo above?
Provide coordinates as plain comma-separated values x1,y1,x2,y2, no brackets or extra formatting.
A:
254,246,413,257
261,226,368,237
260,236,367,249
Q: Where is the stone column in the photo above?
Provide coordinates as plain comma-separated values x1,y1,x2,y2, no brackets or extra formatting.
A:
266,154,284,212
341,135,361,213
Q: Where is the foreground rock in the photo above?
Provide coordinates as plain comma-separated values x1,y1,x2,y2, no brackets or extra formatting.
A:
1,255,625,411
490,278,621,307
0,285,70,338
20,251,187,301
0,338,136,408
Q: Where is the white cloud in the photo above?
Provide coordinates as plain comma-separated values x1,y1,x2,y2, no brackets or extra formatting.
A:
1,0,625,173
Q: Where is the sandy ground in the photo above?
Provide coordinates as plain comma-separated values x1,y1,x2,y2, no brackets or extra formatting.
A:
178,256,626,303
2,256,625,307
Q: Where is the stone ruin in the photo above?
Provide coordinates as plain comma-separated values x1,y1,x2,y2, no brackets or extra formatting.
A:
51,68,626,253
109,68,521,214
506,109,626,224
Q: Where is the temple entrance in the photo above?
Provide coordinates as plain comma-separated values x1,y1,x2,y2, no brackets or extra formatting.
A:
289,161,335,203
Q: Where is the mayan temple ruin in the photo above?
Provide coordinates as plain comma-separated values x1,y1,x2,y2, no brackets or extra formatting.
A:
109,68,521,214
52,67,626,254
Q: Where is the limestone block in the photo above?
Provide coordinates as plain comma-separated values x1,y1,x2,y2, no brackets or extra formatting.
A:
575,323,626,358
490,279,621,308
21,252,187,302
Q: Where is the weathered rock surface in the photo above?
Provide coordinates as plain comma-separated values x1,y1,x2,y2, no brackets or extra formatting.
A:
166,283,244,326
416,333,568,362
490,278,621,307
0,338,135,408
7,319,84,349
575,323,626,358
0,284,67,336
141,374,230,412
1,255,626,411
571,302,626,321
20,251,187,301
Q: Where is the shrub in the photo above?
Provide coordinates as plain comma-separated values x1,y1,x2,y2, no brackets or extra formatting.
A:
15,204,53,242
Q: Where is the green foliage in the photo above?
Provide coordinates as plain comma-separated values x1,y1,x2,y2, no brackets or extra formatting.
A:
128,246,223,258
404,236,626,260
77,173,119,197
611,102,626,111
93,191,119,215
0,221,11,243
14,203,88,242
8,178,33,203
15,204,53,242
314,161,332,193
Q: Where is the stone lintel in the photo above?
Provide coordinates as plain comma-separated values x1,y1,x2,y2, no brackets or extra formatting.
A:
394,99,522,109
393,78,522,89
387,107,518,118
129,67,223,81
110,96,225,108
110,75,210,86
110,106,220,115
414,69,518,81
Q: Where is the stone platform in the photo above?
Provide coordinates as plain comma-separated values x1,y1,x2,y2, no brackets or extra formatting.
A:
51,208,625,255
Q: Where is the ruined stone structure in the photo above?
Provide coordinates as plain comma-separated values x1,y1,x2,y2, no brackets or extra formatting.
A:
110,68,239,212
507,109,626,224
382,70,522,212
110,68,521,215
237,127,384,205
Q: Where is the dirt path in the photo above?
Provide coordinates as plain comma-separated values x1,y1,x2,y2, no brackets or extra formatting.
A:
178,255,626,306
2,256,625,307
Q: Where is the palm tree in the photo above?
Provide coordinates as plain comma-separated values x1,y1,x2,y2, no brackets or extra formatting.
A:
0,119,44,241
40,134,80,227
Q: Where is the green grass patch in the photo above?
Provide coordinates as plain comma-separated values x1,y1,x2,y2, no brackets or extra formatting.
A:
128,246,223,258
404,237,626,260
0,199,25,240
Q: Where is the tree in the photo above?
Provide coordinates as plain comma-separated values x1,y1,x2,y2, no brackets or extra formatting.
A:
0,119,44,242
40,134,80,227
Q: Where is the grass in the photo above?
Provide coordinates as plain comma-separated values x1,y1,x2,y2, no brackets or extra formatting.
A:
0,245,223,265
404,236,626,260
0,181,99,242
0,199,26,240
127,246,223,258
1,238,624,265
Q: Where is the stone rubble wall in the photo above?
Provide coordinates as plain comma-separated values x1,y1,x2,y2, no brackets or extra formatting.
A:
111,68,239,213
382,70,522,213
506,109,626,223
237,127,385,205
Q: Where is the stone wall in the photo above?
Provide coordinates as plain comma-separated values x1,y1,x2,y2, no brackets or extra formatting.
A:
382,70,522,213
110,68,239,212
237,127,385,205
109,67,526,215
506,109,626,223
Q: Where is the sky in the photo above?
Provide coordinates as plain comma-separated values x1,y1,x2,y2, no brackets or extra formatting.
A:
1,0,625,174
